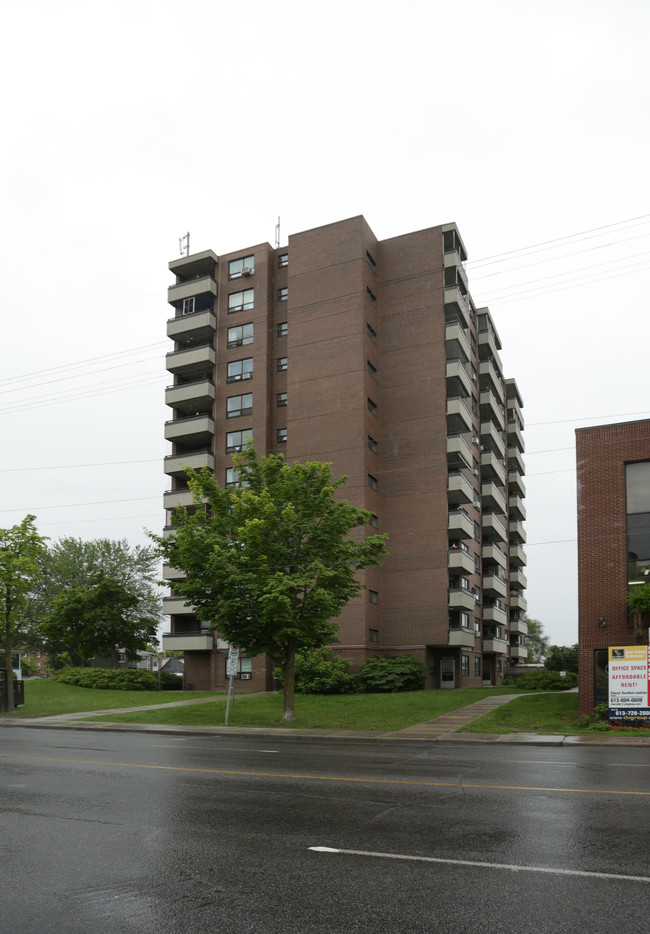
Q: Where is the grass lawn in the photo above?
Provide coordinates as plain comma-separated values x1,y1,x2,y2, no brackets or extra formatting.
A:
459,692,650,736
82,686,522,731
4,678,218,719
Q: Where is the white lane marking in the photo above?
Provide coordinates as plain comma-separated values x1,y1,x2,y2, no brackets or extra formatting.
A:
308,847,650,884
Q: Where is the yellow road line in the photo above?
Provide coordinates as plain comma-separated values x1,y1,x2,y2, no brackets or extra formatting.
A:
1,753,649,796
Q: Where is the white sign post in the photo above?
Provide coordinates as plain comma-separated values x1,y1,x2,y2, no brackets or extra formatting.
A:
608,645,650,725
225,646,239,726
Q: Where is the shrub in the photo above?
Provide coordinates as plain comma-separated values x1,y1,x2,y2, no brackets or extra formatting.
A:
52,667,181,691
359,654,427,693
512,670,578,691
274,648,358,695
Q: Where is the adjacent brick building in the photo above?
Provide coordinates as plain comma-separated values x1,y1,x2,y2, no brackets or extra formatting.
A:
576,419,650,715
162,216,527,691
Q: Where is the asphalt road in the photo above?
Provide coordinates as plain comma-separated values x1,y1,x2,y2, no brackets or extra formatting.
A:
2,728,649,934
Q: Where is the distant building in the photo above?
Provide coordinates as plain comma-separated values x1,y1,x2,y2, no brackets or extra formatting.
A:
576,419,650,715
162,216,527,692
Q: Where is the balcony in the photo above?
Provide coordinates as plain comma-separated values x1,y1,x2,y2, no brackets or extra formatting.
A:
509,494,526,521
483,573,507,599
448,509,475,539
446,397,473,433
510,520,526,544
162,631,214,652
510,592,528,613
164,449,214,478
446,359,471,398
482,480,507,514
510,568,527,589
449,589,477,612
482,512,507,543
483,603,507,623
166,344,215,380
162,562,186,582
447,433,474,468
445,323,472,363
444,287,471,330
481,451,506,486
164,414,215,446
478,328,503,366
163,488,194,510
508,469,526,498
167,308,217,344
508,446,525,476
447,471,474,505
479,359,504,402
165,378,215,415
448,628,476,648
507,419,525,453
480,421,506,459
482,636,508,654
167,274,217,308
169,249,218,281
480,389,505,429
448,548,475,574
510,644,528,661
483,542,507,570
510,617,528,637
509,543,527,567
162,596,195,616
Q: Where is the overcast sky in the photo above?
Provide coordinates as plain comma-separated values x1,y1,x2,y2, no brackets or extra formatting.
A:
1,0,649,647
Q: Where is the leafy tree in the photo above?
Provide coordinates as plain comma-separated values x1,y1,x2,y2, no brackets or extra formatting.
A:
274,647,358,695
152,450,387,722
525,618,550,662
0,516,47,713
544,644,578,674
40,573,158,668
28,537,162,647
627,584,650,639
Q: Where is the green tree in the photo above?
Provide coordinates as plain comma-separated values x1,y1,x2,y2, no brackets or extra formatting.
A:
152,450,387,722
525,618,550,662
40,573,158,668
627,584,650,640
28,537,162,647
544,644,578,674
0,516,48,713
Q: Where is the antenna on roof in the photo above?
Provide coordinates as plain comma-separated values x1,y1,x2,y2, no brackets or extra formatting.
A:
179,232,190,257
274,217,280,249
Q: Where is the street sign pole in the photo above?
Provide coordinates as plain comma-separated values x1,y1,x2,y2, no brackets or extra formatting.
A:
224,646,239,726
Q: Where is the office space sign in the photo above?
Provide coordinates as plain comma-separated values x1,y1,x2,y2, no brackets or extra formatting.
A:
608,645,650,723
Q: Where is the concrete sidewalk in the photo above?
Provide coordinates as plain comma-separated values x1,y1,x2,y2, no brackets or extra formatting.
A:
3,692,649,746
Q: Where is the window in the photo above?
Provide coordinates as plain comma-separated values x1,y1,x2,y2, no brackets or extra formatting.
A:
369,514,378,529
366,286,376,304
368,435,377,453
227,322,253,348
226,429,252,454
366,322,377,342
228,255,255,279
369,628,379,642
460,611,470,628
474,657,481,678
277,357,287,371
182,296,195,315
367,397,377,416
227,393,252,418
226,467,249,488
368,473,378,490
496,659,502,676
369,590,378,604
277,321,288,337
224,656,253,677
366,250,376,271
228,289,254,313
460,577,470,590
461,655,470,677
278,287,288,302
277,428,287,444
367,360,377,378
227,357,253,383
474,618,481,634
278,253,288,268
277,392,287,407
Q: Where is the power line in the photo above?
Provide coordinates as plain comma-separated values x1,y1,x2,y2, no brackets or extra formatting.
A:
0,341,168,386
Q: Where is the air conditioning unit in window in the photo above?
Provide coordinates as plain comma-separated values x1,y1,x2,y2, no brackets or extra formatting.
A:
473,469,479,477
241,372,253,380
241,267,253,277
240,672,252,680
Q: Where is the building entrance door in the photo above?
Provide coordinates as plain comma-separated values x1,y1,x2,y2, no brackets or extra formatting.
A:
441,658,455,689
482,659,492,685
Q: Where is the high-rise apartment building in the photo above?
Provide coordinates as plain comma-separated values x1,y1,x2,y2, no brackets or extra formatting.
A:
162,216,527,691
